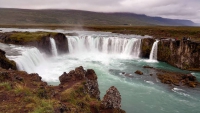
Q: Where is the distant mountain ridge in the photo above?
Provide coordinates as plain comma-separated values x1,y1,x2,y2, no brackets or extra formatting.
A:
0,8,196,26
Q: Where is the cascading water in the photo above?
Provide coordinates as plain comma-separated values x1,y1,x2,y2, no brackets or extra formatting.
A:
149,40,159,61
67,36,141,58
1,28,200,113
50,38,58,56
14,47,45,73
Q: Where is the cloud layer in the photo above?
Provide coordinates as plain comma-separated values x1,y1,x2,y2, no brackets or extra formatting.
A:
0,0,200,23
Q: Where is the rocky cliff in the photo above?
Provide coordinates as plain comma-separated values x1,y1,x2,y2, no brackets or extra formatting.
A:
157,39,200,70
141,38,155,58
0,32,69,55
141,38,200,71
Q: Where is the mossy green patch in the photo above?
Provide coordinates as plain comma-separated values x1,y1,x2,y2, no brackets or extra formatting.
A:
61,82,100,112
0,82,12,91
9,31,57,44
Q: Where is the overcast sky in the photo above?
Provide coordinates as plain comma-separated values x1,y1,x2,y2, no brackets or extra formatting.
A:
0,0,200,23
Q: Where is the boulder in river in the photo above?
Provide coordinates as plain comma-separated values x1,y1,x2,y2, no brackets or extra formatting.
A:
135,70,143,75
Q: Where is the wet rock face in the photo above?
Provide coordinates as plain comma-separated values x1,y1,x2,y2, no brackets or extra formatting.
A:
141,38,200,71
135,70,143,75
53,33,69,54
141,38,155,58
85,69,100,100
157,39,200,70
101,86,121,109
0,49,16,70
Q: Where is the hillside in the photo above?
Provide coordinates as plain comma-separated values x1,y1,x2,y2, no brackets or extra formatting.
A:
0,8,196,26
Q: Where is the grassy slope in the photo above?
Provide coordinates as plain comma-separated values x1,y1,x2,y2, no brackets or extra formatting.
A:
0,8,195,26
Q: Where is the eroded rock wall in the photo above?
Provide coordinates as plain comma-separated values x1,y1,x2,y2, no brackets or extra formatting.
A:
158,39,200,70
141,38,200,71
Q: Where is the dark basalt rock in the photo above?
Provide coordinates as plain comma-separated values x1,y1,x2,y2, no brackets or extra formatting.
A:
141,38,155,58
29,73,42,82
53,33,69,54
85,69,97,80
135,70,143,75
0,49,16,70
141,38,200,71
59,66,86,84
143,65,153,68
157,39,200,70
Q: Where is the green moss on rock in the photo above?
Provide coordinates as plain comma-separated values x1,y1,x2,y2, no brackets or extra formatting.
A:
7,31,57,44
0,49,17,70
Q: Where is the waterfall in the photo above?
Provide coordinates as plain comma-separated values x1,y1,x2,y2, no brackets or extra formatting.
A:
149,40,159,61
14,47,44,73
50,38,58,56
67,36,141,58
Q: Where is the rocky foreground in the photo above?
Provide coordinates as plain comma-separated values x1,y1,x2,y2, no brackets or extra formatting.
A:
0,66,125,113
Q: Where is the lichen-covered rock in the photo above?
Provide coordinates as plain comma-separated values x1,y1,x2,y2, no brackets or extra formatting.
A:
85,69,100,100
101,86,121,109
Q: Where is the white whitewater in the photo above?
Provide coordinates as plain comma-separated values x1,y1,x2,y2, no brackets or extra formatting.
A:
50,38,58,56
67,36,141,58
149,40,159,61
14,48,45,73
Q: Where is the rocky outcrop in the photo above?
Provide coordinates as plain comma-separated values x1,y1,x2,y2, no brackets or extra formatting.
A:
100,86,125,113
85,69,100,100
101,86,121,109
157,39,200,70
59,66,86,84
0,49,16,70
135,70,143,75
59,66,100,100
